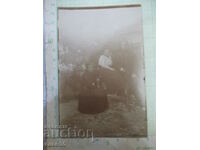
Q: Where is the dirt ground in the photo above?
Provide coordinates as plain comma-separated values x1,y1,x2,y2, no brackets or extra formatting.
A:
60,94,147,137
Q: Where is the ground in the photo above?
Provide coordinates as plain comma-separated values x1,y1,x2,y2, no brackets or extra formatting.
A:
60,94,147,137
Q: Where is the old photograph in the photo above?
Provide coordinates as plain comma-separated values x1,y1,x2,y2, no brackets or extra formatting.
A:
58,5,147,137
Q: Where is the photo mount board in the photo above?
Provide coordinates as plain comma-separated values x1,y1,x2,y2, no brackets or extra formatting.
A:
44,0,155,149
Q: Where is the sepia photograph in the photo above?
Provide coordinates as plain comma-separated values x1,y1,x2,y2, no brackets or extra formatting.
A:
58,5,147,137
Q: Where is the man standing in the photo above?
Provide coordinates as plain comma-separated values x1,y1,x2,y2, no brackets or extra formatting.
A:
98,49,126,95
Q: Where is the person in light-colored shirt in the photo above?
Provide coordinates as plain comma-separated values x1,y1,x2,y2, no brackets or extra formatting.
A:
98,49,115,71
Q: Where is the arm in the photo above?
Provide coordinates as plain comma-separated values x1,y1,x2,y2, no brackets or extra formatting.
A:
104,65,115,71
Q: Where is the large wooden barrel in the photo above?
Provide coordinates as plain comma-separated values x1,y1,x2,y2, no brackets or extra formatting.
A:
78,89,108,114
